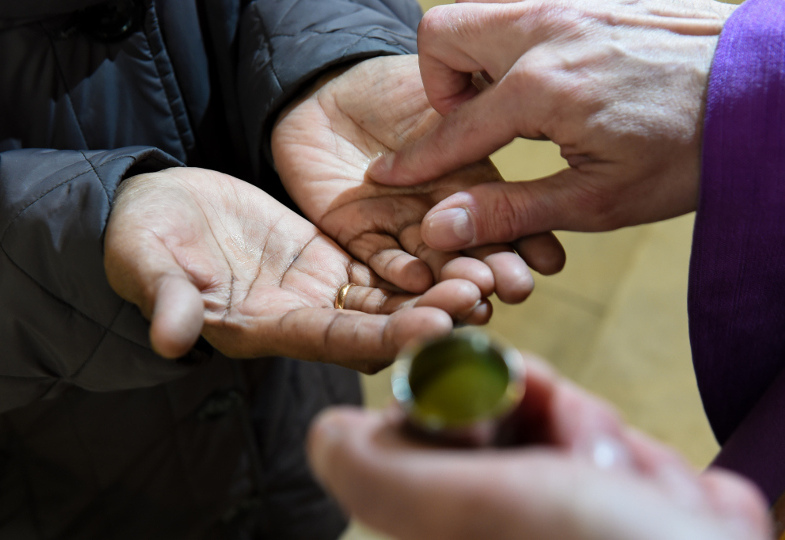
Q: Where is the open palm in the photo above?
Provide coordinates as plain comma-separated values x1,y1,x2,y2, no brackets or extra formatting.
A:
272,55,554,306
104,167,482,372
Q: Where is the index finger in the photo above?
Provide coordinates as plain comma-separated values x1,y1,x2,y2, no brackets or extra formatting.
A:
367,81,527,186
417,2,530,114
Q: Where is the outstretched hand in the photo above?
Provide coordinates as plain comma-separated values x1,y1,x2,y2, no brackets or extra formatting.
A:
368,0,736,251
104,167,486,372
271,55,566,306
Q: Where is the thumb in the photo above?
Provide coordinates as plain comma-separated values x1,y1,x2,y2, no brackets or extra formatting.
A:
420,169,592,251
105,235,205,359
148,272,205,359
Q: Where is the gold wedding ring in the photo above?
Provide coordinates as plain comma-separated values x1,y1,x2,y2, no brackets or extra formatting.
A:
334,283,354,310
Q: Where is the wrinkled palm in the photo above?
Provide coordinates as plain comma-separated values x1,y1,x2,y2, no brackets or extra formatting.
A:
104,167,483,371
272,55,539,304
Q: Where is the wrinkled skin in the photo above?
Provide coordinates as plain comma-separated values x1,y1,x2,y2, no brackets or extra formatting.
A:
308,356,771,540
272,55,566,306
104,167,487,372
368,0,736,251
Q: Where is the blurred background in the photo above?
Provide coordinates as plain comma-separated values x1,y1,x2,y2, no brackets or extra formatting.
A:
342,1,719,538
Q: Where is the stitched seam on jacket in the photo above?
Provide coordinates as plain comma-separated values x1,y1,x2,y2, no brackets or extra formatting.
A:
141,7,192,158
69,302,127,380
252,5,284,104
339,29,386,58
1,162,102,239
65,152,125,378
271,0,300,35
0,242,151,379
80,151,111,204
0,154,169,345
0,153,169,239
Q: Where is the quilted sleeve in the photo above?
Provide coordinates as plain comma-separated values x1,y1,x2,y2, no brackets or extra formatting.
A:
236,0,421,171
0,147,210,414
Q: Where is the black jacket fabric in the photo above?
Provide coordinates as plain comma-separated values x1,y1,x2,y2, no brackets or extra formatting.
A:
0,1,420,538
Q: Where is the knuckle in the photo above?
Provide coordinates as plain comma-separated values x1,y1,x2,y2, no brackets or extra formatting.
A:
511,47,563,96
480,188,533,241
417,5,451,45
570,180,625,231
529,2,583,34
419,4,484,52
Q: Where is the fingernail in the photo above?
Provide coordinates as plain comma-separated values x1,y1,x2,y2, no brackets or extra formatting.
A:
424,208,475,250
367,153,393,181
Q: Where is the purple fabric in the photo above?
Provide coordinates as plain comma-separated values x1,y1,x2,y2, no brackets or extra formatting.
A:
712,367,785,503
689,0,785,503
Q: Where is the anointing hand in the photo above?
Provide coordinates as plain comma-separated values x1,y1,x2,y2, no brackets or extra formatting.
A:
308,356,770,540
368,0,736,251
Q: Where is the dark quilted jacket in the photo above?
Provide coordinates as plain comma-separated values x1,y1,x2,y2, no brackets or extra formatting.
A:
0,0,420,538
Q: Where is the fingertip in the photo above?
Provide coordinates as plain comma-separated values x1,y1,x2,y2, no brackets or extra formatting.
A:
422,205,477,251
400,259,436,294
420,308,455,340
483,250,535,304
367,153,395,184
367,151,423,187
426,180,571,252
461,297,493,325
430,79,482,116
700,469,772,538
433,277,490,324
515,233,566,276
372,253,434,294
439,257,494,297
391,306,453,350
454,244,535,304
413,278,483,318
149,327,193,359
149,275,204,359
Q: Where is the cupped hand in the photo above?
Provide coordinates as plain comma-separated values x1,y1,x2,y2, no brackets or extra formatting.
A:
103,167,486,372
368,0,736,251
308,356,770,540
271,55,566,306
